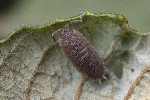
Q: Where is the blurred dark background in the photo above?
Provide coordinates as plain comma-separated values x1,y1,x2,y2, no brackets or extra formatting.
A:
0,0,150,40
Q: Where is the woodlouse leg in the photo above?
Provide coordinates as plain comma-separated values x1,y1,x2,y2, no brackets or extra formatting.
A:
51,29,62,42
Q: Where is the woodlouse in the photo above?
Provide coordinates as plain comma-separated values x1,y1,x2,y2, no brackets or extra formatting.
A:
52,15,106,84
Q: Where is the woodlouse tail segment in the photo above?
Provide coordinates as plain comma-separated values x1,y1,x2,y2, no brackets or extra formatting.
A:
99,79,101,84
103,75,107,80
98,75,107,85
52,28,62,42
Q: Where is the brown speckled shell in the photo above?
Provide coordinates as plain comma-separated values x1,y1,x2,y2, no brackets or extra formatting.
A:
58,29,105,80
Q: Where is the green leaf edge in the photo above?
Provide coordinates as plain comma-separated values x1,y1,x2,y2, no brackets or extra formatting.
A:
0,12,127,45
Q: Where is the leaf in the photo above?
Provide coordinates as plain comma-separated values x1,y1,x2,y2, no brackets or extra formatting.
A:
0,12,150,100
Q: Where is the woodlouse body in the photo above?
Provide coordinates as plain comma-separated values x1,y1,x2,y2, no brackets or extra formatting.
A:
57,24,105,80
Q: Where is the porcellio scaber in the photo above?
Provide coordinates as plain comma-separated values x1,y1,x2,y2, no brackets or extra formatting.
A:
52,15,107,83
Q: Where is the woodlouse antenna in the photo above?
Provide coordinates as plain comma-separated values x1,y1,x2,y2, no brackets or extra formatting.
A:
52,13,83,42
52,28,62,42
70,12,83,24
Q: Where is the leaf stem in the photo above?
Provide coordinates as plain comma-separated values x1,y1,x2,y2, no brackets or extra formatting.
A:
74,77,87,100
